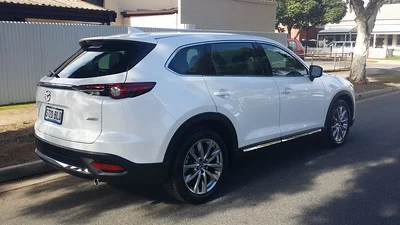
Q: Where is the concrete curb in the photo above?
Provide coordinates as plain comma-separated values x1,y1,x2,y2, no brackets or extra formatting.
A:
0,87,399,184
324,69,350,73
355,87,400,101
0,160,54,183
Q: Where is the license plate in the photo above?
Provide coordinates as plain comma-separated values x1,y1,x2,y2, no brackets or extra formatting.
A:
44,106,64,125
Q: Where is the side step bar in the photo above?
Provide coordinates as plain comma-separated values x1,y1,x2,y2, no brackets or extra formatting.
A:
242,128,322,152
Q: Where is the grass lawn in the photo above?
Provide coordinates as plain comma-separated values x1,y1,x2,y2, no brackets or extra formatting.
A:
330,70,400,93
353,72,400,93
0,105,37,168
0,103,35,111
0,121,36,168
387,56,400,60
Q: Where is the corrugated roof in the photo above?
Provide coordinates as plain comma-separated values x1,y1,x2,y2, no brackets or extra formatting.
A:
0,0,111,11
319,27,356,34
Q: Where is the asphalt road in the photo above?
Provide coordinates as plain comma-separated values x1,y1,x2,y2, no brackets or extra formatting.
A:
1,92,400,225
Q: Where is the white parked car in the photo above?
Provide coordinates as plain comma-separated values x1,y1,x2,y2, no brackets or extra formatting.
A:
35,32,355,203
328,41,356,54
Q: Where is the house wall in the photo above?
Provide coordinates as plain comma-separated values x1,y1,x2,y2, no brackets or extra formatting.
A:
104,0,277,31
104,0,178,25
179,0,277,32
289,27,323,41
128,14,179,29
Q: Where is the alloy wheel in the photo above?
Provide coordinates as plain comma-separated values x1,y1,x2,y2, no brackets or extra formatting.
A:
331,105,349,143
183,139,223,195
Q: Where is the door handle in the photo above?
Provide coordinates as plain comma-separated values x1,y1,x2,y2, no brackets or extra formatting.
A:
281,88,293,94
213,89,231,98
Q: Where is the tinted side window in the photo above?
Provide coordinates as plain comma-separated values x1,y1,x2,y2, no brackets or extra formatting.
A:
55,40,155,79
261,44,307,77
208,42,263,76
168,45,205,75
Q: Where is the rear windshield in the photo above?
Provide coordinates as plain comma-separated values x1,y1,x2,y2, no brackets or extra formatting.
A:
54,40,155,78
288,41,297,49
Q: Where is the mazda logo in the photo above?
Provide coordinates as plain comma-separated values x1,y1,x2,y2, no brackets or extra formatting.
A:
44,91,51,102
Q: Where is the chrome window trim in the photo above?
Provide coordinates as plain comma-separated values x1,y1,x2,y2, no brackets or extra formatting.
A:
164,40,266,77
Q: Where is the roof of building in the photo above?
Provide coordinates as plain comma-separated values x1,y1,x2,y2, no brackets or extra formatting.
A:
319,27,356,35
0,0,116,24
0,0,111,11
121,8,178,18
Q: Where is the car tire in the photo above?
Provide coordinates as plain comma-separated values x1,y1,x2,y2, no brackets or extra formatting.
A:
323,99,351,147
164,128,228,204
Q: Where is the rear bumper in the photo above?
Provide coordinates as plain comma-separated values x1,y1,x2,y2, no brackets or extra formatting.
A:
35,136,169,185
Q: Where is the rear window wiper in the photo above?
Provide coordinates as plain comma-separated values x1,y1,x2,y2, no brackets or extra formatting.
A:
48,70,60,78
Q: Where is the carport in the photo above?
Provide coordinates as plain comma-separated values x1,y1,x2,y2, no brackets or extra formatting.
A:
317,27,356,47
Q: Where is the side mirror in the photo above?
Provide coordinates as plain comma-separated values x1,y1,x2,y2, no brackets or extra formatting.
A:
309,65,323,81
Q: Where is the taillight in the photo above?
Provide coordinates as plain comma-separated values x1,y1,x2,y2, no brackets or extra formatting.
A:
77,82,156,99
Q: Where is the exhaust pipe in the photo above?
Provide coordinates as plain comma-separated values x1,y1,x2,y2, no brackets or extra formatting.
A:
93,178,100,186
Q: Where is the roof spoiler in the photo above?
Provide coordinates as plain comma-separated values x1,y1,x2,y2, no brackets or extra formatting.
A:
79,28,157,45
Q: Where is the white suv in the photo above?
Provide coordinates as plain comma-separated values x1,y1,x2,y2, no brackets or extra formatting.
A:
35,32,355,203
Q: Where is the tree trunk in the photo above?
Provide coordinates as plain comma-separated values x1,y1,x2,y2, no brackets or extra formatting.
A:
349,0,384,84
349,19,370,84
305,27,310,41
287,25,293,39
294,27,303,39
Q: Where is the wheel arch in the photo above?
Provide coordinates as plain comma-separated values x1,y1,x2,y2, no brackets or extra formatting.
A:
325,90,355,126
162,112,238,170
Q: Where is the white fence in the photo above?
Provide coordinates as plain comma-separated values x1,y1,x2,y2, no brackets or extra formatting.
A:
0,21,286,105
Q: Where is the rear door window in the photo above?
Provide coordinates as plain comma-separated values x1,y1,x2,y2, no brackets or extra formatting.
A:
207,42,264,76
55,40,155,78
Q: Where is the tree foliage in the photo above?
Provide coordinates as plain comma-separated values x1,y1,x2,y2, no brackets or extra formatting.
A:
276,0,347,34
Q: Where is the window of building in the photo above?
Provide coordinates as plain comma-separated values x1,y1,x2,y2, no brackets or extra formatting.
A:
376,35,385,48
384,0,400,4
388,35,393,46
397,35,400,46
